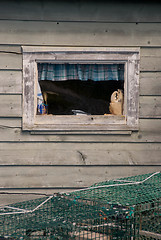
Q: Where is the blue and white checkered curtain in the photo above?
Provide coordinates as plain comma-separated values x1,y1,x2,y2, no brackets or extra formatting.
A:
38,63,124,81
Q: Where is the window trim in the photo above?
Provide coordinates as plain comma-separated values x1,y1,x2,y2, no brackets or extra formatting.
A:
22,47,140,131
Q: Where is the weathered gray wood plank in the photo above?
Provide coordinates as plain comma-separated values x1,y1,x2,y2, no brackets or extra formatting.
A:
0,52,22,70
0,95,21,117
0,142,161,165
0,45,21,53
0,117,21,128
0,118,161,142
0,166,160,189
0,194,44,206
0,126,151,142
141,47,161,57
140,47,161,71
0,1,161,23
0,70,22,93
140,96,161,118
140,56,161,71
139,118,161,133
0,21,161,46
140,72,161,96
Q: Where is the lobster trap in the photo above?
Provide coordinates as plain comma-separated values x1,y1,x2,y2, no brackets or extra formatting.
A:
0,172,161,239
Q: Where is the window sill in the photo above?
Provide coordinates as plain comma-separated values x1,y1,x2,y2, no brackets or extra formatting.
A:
22,114,138,133
30,130,133,135
35,114,125,125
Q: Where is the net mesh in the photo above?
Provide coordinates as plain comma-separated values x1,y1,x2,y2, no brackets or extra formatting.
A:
0,172,161,239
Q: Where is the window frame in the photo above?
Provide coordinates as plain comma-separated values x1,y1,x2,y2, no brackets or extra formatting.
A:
22,47,140,131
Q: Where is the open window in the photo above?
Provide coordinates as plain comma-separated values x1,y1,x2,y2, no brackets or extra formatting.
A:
37,63,124,115
22,47,140,131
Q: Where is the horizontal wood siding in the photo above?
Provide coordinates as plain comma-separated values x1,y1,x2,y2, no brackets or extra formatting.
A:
0,1,161,203
0,119,161,143
140,56,161,72
0,71,22,93
0,142,161,165
0,21,161,46
0,52,21,70
140,96,161,118
0,95,21,117
140,72,161,96
0,1,161,23
0,166,161,189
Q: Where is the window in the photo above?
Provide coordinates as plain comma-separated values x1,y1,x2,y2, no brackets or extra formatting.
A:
22,47,140,131
37,63,124,115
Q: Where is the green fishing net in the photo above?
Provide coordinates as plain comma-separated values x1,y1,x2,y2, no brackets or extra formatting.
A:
0,172,160,239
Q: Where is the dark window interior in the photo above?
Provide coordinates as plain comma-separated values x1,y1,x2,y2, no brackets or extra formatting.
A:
38,64,124,115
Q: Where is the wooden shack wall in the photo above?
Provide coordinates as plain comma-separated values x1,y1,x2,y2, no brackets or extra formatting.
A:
0,0,161,204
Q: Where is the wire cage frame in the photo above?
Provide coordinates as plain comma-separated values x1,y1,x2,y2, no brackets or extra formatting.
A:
0,172,161,240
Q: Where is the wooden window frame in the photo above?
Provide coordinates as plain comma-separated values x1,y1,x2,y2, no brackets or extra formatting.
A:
22,47,140,132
